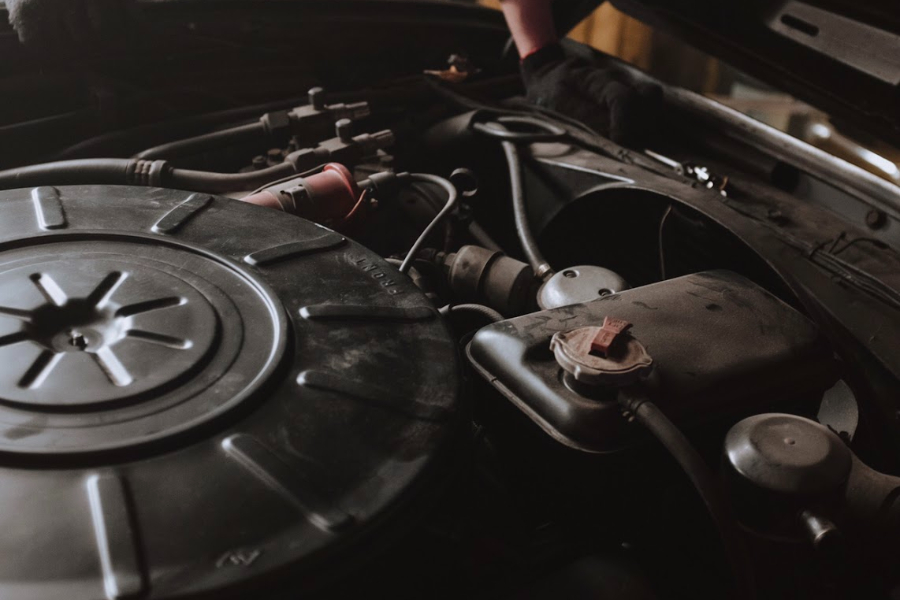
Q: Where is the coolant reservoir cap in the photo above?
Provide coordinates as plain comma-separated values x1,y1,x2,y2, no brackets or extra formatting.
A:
550,319,653,387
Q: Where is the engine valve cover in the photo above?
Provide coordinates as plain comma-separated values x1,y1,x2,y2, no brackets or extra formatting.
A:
0,185,459,599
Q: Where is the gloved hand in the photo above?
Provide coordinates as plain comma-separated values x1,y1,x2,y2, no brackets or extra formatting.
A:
5,0,138,54
521,43,662,148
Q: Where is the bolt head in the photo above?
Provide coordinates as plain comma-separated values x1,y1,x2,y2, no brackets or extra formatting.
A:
865,209,887,230
335,119,353,143
308,87,326,110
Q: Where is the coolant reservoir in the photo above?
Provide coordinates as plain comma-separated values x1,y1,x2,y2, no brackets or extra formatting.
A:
469,271,836,453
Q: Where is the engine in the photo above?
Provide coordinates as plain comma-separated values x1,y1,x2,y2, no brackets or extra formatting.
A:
0,76,898,600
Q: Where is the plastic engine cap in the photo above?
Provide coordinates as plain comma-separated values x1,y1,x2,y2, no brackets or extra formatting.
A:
725,413,853,496
538,265,630,309
550,322,653,387
0,184,459,600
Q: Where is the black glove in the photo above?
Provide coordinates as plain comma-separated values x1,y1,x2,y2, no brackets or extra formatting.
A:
5,0,137,54
521,43,662,148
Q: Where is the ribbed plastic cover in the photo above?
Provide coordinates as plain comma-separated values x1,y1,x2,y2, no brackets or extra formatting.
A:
0,185,459,599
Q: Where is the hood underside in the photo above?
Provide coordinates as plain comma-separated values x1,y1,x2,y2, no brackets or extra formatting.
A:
591,0,900,145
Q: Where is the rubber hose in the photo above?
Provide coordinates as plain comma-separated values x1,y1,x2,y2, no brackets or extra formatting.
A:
167,163,294,193
501,140,553,279
53,95,308,160
0,158,296,193
444,303,503,323
134,122,266,160
619,390,754,600
0,159,137,188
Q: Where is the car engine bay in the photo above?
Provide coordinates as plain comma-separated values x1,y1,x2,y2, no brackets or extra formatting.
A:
1,3,900,598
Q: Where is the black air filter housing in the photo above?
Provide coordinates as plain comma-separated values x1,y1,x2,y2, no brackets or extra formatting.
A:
468,271,836,453
0,185,459,599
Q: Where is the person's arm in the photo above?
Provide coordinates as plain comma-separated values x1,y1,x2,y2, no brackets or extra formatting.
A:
499,0,557,59
498,0,661,148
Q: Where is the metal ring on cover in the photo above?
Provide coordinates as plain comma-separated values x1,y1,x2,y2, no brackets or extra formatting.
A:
470,115,568,143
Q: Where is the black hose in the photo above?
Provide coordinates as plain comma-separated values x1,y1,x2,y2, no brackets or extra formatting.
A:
0,159,138,188
501,140,553,280
134,121,265,160
619,389,754,600
52,95,310,160
399,173,459,275
441,303,504,324
0,158,296,194
166,163,294,194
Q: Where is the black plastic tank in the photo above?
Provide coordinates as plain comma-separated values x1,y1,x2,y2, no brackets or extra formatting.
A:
467,271,836,453
0,185,460,599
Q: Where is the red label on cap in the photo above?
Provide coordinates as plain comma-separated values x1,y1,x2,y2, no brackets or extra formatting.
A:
590,317,632,357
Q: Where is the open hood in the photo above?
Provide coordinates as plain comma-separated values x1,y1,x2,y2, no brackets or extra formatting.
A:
557,0,900,145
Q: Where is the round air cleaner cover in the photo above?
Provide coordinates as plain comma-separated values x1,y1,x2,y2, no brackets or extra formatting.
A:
0,185,459,599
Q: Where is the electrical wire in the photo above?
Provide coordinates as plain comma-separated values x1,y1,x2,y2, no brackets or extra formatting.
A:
832,236,889,256
658,204,673,281
0,109,92,140
399,173,459,275
403,174,503,253
618,388,754,600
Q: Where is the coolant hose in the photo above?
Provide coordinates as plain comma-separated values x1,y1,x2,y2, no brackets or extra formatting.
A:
0,158,295,193
0,159,143,188
166,164,294,193
619,389,755,600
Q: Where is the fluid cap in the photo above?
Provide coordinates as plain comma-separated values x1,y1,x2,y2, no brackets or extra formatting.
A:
538,266,629,309
550,317,653,387
725,413,853,496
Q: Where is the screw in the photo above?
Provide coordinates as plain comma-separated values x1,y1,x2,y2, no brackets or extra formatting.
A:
69,332,88,351
308,87,326,111
865,209,887,230
563,270,577,278
335,119,353,143
266,148,284,165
